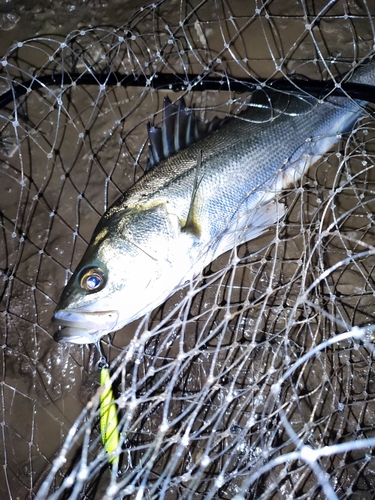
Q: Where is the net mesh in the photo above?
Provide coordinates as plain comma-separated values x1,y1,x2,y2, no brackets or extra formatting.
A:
1,1,375,499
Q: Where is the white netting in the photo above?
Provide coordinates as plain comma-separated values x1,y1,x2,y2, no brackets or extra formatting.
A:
1,1,375,499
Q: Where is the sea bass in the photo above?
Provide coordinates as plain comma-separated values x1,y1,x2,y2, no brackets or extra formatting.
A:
53,63,375,344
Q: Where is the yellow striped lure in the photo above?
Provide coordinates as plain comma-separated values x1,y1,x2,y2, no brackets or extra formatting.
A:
96,342,120,471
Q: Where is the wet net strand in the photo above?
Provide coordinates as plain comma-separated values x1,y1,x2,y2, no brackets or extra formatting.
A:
1,1,375,499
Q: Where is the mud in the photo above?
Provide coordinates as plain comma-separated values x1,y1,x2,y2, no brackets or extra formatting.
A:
1,1,375,499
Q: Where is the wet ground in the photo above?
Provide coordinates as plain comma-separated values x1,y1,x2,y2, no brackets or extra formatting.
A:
1,1,375,499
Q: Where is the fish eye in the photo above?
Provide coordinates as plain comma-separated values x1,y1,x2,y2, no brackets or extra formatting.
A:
80,267,106,292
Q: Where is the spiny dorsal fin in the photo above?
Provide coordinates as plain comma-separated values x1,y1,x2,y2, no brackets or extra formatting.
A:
146,97,225,171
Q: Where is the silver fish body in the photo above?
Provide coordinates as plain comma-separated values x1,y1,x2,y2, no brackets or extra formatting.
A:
53,63,375,343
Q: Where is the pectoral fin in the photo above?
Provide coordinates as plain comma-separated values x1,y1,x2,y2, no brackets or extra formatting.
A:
182,150,204,238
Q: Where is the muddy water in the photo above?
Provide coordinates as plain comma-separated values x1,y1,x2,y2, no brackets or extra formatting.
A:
1,1,375,499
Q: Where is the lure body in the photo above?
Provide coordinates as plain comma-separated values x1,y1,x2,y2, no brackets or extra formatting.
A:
100,367,119,468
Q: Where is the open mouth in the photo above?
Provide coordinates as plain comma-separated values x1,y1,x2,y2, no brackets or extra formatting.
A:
52,309,119,344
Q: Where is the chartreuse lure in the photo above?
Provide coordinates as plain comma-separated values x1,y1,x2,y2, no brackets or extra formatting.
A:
97,342,120,470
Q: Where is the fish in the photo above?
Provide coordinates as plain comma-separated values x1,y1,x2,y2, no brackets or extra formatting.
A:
52,62,375,344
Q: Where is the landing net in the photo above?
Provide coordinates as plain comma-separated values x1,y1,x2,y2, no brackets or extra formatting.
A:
1,1,375,499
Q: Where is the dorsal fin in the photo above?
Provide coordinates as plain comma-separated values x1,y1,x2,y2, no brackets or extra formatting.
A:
146,97,225,171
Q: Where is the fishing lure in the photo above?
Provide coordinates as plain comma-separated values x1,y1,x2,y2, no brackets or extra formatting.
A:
97,343,120,470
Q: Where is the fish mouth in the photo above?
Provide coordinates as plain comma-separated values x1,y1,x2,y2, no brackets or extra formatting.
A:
52,309,119,344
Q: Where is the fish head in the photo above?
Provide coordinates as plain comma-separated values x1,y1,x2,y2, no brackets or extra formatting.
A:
53,203,196,344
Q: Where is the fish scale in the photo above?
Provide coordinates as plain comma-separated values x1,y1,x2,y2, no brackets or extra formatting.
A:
116,96,358,243
52,61,375,344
